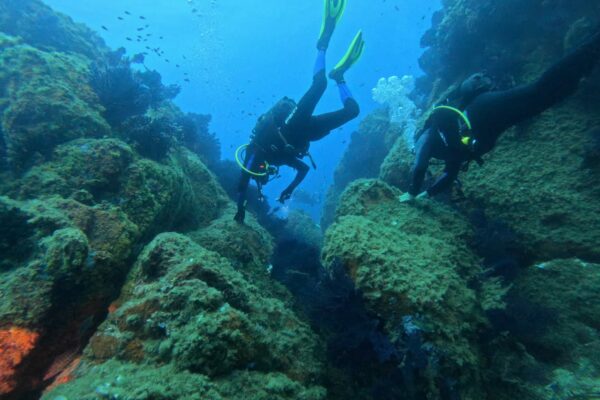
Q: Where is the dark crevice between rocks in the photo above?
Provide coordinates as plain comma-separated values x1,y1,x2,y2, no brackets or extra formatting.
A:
270,234,461,400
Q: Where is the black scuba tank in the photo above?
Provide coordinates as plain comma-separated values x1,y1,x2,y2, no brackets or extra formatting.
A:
250,97,297,154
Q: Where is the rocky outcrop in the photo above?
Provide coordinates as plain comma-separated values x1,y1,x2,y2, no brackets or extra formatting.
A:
0,1,319,398
0,33,110,170
322,179,500,399
321,110,401,229
381,0,600,262
42,233,326,400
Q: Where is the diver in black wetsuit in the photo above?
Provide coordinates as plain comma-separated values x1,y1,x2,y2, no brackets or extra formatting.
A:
235,0,364,223
401,30,600,202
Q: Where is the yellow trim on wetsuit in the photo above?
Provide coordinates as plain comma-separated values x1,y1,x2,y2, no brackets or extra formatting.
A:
235,144,269,177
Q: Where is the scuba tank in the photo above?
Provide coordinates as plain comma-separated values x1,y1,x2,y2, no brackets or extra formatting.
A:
250,97,298,156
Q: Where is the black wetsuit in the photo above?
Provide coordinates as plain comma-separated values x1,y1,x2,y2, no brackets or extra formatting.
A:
410,31,600,196
236,67,359,220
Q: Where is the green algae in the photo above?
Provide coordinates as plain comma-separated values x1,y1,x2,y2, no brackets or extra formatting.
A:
43,233,325,399
0,33,110,169
322,179,489,398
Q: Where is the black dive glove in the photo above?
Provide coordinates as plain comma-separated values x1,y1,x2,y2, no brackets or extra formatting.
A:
278,188,293,204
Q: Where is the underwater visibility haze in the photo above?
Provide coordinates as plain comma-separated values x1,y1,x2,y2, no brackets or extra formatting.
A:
0,0,599,399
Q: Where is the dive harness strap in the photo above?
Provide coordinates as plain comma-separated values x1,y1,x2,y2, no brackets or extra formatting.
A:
432,105,484,167
276,128,318,170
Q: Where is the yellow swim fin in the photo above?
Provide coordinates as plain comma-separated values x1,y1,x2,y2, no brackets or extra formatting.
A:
317,0,348,50
330,30,365,82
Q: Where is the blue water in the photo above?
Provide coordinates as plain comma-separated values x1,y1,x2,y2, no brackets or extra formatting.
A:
44,0,440,219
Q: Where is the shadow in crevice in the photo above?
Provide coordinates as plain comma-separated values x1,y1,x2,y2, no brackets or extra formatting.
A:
270,235,459,400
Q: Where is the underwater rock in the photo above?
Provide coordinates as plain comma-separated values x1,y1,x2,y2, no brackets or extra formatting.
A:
5,138,229,238
43,233,326,399
381,0,600,263
458,103,600,262
0,195,138,397
322,179,491,398
0,0,109,61
321,110,402,229
0,33,110,170
484,258,600,399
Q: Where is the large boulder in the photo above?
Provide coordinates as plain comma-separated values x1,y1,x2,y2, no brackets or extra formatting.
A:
321,110,401,229
0,196,138,397
43,233,326,400
322,179,498,399
0,33,110,170
0,0,108,61
484,258,600,399
5,139,230,238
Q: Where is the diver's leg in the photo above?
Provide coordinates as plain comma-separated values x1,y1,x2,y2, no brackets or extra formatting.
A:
287,54,329,128
306,83,360,141
470,30,600,135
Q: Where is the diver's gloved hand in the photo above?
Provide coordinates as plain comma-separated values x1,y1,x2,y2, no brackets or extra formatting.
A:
234,207,246,224
399,193,415,203
278,189,293,204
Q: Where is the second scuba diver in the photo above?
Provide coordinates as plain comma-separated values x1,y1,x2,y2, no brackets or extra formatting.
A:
400,29,600,202
234,0,364,223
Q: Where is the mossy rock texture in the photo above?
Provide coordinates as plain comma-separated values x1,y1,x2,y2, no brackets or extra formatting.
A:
6,139,230,238
321,110,402,229
44,233,326,400
0,0,109,61
460,102,600,262
0,33,110,170
484,259,600,399
0,195,138,396
322,179,491,398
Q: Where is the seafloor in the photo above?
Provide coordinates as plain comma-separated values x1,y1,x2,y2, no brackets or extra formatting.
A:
0,1,599,399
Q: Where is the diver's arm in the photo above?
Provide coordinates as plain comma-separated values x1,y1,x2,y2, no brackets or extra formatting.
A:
234,172,251,223
409,129,435,196
278,159,310,203
426,159,461,196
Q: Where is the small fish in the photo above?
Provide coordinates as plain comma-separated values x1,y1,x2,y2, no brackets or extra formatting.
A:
118,16,124,20
182,55,187,60
137,27,144,31
176,64,180,68
184,78,190,82
192,8,198,13
139,16,146,20
126,37,132,41
159,36,164,40
165,59,170,63
101,26,108,31
184,72,189,76
124,11,131,15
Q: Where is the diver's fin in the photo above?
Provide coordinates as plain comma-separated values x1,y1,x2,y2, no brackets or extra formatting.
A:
317,0,348,50
329,30,365,82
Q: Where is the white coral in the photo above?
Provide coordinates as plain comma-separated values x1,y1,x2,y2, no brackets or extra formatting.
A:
372,75,421,147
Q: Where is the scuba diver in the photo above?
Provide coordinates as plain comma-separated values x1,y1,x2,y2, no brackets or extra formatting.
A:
400,29,600,202
234,0,364,223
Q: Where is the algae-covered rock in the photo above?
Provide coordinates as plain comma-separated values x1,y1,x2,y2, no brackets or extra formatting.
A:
322,179,488,398
322,110,401,228
7,139,229,238
0,0,108,61
44,233,325,400
0,195,138,397
0,33,110,169
483,258,600,399
190,206,274,269
460,103,600,262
